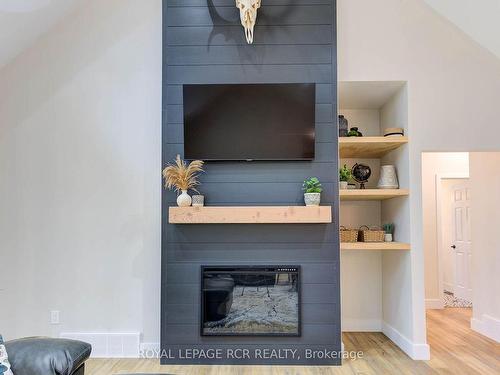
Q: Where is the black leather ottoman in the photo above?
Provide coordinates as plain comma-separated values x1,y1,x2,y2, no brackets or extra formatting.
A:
5,337,91,375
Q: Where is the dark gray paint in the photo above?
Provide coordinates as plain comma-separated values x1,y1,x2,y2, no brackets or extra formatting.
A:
162,0,340,365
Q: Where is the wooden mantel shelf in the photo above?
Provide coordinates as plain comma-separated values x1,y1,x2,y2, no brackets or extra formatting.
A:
339,136,408,158
341,242,411,251
340,189,409,201
169,206,332,224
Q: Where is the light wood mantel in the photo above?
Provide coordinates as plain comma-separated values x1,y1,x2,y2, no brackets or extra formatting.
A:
169,206,332,224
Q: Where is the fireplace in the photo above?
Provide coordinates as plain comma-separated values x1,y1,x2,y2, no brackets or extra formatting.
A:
201,266,300,336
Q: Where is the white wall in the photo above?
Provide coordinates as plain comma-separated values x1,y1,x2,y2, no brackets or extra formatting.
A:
469,153,500,342
338,0,500,357
423,0,500,59
421,153,469,306
0,0,162,346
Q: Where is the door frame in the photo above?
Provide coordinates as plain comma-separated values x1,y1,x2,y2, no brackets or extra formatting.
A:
435,173,470,309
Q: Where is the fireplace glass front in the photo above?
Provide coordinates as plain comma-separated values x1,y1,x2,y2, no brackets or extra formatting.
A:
201,266,300,336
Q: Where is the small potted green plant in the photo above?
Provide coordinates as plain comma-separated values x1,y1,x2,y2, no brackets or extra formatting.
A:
302,177,323,206
383,223,394,242
339,164,351,190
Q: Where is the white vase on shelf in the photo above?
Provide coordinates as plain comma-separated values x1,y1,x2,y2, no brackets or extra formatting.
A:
177,190,192,207
377,165,399,189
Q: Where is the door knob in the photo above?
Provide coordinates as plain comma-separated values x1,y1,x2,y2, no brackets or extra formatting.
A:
451,245,456,249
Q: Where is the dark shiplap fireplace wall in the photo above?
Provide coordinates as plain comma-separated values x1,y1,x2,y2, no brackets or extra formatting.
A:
161,0,340,365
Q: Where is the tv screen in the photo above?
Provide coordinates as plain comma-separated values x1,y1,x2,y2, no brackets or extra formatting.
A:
183,83,316,161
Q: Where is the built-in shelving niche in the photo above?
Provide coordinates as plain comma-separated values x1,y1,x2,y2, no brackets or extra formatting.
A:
339,81,412,337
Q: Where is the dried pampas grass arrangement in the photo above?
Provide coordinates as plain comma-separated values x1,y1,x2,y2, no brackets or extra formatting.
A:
162,154,204,193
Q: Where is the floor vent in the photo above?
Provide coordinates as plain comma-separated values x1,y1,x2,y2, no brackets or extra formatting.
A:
60,332,140,358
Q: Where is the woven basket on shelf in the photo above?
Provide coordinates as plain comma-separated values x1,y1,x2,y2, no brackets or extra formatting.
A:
359,225,385,242
340,226,359,243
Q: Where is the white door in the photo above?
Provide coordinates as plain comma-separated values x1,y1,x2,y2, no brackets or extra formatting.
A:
451,183,472,301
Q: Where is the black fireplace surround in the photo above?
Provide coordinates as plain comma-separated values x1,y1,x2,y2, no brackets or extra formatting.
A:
201,266,300,337
162,0,340,365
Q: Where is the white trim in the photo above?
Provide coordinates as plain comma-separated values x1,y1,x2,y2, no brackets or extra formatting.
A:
382,322,430,360
471,315,500,343
435,173,469,308
425,298,444,309
342,319,382,332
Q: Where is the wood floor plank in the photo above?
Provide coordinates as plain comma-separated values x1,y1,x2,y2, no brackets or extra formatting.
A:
86,309,500,375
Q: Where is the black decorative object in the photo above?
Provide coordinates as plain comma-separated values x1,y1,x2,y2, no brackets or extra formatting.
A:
351,163,371,189
347,127,363,137
338,115,348,137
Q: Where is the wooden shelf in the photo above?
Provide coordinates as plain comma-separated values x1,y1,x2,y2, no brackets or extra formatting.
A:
169,206,332,224
340,189,409,201
339,136,408,158
341,242,410,251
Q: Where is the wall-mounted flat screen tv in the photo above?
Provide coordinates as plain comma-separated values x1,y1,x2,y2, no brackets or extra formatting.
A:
183,83,316,161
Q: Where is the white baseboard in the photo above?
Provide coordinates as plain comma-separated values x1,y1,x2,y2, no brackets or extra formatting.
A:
342,318,382,332
381,322,430,360
471,314,500,343
425,298,444,309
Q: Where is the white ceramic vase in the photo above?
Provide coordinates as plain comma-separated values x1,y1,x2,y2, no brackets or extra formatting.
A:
339,181,348,190
384,233,393,242
304,193,321,206
177,190,192,207
377,165,399,189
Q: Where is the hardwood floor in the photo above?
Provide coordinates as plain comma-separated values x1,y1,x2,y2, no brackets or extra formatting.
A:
87,309,500,375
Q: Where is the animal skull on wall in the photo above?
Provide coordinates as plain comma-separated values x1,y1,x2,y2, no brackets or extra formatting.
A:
235,0,261,44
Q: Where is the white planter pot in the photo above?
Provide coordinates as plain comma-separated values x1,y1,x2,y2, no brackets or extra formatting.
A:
384,233,393,242
339,181,348,190
177,190,192,207
304,193,321,206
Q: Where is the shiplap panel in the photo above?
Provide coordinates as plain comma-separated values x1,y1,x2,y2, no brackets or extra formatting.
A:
167,25,332,46
167,242,338,262
164,182,337,204
166,45,331,65
165,64,332,84
162,0,340,365
166,5,332,27
166,323,338,345
168,0,331,6
166,224,337,243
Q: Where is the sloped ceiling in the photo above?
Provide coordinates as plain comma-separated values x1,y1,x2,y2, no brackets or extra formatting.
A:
0,0,84,68
424,0,500,59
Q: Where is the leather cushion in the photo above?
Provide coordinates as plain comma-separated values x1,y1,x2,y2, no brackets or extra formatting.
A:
5,337,91,375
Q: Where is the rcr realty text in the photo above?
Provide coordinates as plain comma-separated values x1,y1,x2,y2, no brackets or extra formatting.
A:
142,348,363,361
